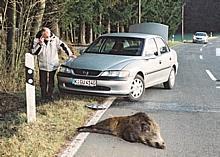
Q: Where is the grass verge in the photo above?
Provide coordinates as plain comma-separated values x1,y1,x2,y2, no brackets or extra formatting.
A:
0,92,103,157
168,41,182,47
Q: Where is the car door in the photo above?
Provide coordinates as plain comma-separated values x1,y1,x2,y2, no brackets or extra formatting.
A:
154,37,172,83
143,38,164,87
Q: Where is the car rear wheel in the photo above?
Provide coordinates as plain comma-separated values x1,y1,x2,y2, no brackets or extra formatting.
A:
128,75,145,101
163,67,175,89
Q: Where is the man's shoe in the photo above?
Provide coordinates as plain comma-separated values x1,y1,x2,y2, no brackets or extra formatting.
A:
39,98,49,104
47,95,54,102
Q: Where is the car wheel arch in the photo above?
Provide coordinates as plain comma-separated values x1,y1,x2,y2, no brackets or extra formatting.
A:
172,65,177,74
163,67,176,89
136,71,144,81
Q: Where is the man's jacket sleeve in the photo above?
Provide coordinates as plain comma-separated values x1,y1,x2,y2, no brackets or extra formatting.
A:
31,38,42,55
57,38,73,56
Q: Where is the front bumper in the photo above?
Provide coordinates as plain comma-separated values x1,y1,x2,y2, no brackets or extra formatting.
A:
57,73,134,95
193,38,208,43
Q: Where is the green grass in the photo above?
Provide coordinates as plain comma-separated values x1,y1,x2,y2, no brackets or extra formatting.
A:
0,91,103,157
168,41,182,47
169,33,194,42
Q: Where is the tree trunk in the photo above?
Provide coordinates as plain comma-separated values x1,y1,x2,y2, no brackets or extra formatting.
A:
70,23,74,43
0,0,7,61
6,0,16,70
0,12,2,27
0,0,7,32
73,27,76,43
116,22,120,33
79,20,86,44
51,18,59,36
120,25,125,32
30,0,46,38
94,33,97,41
65,30,69,41
107,18,111,33
89,24,93,44
98,13,102,36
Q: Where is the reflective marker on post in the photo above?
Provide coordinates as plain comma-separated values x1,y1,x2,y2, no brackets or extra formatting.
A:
25,53,36,123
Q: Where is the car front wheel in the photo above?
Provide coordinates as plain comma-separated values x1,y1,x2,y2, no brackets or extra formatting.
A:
128,75,145,101
163,67,175,89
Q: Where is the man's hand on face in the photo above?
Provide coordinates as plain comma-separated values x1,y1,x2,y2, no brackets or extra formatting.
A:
39,31,50,44
39,36,44,45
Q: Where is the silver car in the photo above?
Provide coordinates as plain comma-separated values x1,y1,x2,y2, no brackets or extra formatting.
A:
57,33,178,101
193,32,208,44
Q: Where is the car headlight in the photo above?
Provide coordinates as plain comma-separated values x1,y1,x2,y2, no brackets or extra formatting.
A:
59,66,72,74
101,70,130,77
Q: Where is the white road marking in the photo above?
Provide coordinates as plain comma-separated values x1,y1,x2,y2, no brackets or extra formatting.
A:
59,97,116,157
200,48,203,51
200,55,203,60
216,48,220,56
216,80,220,89
206,70,217,81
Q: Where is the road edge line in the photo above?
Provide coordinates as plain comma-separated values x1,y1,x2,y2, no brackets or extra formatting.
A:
199,55,203,60
59,97,116,157
206,69,217,81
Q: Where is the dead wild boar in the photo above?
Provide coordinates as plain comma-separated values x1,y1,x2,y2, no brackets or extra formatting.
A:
77,112,166,149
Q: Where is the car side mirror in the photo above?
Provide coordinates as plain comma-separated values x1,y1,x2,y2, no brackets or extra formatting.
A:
154,51,159,56
160,46,168,54
79,49,85,55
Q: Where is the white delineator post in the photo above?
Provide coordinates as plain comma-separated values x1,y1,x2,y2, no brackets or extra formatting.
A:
216,48,220,57
25,53,36,123
216,48,220,88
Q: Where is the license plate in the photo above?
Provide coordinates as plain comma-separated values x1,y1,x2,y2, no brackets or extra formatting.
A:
72,79,97,87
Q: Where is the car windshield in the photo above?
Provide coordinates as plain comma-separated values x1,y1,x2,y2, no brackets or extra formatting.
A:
85,36,144,56
195,32,207,36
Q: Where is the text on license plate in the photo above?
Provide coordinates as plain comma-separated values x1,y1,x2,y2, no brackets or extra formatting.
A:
72,79,97,87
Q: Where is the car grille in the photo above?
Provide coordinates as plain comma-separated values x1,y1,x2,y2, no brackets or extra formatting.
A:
65,83,111,91
73,69,101,77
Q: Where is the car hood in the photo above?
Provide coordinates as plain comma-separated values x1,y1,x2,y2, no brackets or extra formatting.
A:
63,53,139,70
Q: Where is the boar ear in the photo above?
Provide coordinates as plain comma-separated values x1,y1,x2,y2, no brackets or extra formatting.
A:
141,122,150,132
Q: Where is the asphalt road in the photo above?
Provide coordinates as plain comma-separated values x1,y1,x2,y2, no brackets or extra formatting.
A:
74,38,220,157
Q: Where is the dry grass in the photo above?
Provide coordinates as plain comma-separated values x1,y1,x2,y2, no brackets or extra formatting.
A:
0,92,103,157
0,68,26,92
0,58,104,156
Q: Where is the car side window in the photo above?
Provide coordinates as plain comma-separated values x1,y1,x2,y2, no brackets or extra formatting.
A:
155,38,169,54
145,38,158,56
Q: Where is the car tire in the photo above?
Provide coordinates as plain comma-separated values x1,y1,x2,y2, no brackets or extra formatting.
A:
128,75,145,101
163,67,175,89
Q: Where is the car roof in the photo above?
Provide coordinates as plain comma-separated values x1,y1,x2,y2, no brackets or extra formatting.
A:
101,33,160,39
195,32,207,34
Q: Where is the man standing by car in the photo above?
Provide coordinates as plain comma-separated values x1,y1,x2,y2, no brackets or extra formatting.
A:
31,27,75,102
